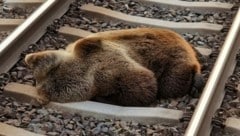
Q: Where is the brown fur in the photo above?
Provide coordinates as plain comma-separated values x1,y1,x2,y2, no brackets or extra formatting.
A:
25,28,201,106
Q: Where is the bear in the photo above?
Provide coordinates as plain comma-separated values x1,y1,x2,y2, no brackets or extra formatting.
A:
25,28,203,106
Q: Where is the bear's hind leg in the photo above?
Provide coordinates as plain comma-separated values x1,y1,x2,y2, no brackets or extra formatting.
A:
112,68,158,106
157,64,195,98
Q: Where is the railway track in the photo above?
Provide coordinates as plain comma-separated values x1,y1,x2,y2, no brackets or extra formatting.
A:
0,0,44,42
0,0,240,135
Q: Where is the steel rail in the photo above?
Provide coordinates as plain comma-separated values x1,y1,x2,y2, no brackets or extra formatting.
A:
185,8,240,136
0,0,55,52
0,0,74,73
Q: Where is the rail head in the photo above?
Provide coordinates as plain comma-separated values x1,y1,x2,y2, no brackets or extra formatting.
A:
185,8,240,136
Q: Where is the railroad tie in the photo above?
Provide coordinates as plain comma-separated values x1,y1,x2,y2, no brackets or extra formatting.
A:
0,122,43,136
3,82,183,126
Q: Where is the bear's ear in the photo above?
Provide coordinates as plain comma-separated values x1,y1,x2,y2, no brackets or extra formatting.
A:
25,50,64,80
74,37,102,57
25,52,46,69
25,51,60,70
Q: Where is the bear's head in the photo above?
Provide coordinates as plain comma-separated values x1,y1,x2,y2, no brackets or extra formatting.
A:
25,50,73,82
24,38,108,102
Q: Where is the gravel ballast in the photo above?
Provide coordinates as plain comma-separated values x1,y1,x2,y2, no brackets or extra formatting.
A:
0,94,185,135
181,0,240,4
93,0,236,26
0,31,11,43
0,6,36,19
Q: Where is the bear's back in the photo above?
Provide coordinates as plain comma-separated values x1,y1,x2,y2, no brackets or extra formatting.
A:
84,28,201,74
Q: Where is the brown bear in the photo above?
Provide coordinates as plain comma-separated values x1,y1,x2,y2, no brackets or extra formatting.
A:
25,28,203,106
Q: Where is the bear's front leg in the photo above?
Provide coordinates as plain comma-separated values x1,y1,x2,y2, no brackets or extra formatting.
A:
36,89,50,105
